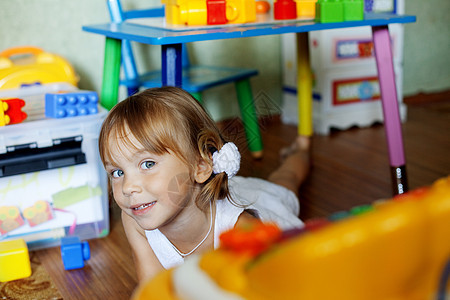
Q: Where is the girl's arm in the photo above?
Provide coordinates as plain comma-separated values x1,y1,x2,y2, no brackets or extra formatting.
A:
121,211,164,283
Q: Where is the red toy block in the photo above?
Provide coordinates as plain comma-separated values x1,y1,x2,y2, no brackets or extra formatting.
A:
274,0,297,20
207,0,227,25
3,98,27,124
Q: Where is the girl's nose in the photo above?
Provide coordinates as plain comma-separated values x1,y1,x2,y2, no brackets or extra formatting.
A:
122,175,142,195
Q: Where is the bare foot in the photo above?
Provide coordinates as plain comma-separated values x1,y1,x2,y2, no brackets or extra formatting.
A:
280,135,311,162
269,135,311,196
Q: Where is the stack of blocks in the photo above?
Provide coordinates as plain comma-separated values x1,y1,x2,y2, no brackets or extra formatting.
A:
162,0,256,25
316,0,364,23
0,239,31,282
60,236,91,270
274,0,317,20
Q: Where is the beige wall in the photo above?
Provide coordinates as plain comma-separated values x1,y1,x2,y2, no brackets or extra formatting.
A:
1,0,448,120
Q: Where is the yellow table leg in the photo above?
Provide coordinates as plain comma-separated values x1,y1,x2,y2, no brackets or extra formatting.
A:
296,32,313,136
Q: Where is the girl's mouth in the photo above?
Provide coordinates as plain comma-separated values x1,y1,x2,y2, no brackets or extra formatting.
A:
131,201,156,215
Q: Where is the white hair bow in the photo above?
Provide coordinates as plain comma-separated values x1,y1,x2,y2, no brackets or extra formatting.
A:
212,142,241,178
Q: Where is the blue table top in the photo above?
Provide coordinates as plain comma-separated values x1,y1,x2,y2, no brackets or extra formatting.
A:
82,13,416,45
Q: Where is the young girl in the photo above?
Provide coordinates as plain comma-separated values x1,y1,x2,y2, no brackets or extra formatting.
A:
98,87,310,282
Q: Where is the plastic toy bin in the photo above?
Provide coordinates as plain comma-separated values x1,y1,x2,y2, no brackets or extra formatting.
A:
0,86,108,250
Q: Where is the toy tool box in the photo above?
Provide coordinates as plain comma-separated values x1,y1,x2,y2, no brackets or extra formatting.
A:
0,46,79,90
0,85,108,250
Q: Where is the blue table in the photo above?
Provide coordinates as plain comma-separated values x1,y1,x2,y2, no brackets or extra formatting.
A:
83,12,416,195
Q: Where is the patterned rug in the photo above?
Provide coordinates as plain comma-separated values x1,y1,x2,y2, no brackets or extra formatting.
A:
0,251,62,300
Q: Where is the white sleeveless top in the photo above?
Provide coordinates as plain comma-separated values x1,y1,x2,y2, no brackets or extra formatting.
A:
145,176,304,269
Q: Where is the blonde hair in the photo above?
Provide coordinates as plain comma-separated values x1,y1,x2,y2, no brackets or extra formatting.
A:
99,87,232,211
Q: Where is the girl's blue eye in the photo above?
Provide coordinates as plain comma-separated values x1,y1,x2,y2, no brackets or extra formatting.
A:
141,161,155,170
111,169,124,178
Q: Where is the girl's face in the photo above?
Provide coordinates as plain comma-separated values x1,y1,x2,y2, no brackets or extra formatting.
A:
104,132,200,231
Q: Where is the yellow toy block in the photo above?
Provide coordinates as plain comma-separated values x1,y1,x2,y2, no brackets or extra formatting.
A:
0,100,10,126
0,239,31,282
180,0,208,25
165,1,208,25
226,0,256,24
296,0,317,18
165,4,183,25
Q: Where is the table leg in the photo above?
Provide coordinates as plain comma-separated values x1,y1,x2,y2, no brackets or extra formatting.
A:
121,39,140,96
101,37,122,110
161,44,182,87
372,25,408,195
296,32,313,137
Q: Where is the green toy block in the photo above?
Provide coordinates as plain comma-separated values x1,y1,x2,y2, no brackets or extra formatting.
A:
316,0,344,23
343,0,364,21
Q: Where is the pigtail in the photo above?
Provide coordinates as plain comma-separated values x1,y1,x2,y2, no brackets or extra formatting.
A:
196,129,234,211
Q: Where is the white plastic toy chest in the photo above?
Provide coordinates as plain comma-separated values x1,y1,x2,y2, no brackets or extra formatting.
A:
0,84,109,250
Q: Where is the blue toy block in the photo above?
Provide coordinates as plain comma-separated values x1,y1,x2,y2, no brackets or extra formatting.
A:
60,236,90,270
45,90,99,119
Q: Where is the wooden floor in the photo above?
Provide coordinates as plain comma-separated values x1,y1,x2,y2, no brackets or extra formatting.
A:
35,92,450,299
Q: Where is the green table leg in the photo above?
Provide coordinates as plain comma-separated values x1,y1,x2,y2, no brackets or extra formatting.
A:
235,78,263,158
101,37,122,110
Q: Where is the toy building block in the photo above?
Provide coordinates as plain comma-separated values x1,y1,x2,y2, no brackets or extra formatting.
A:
226,0,257,24
179,0,208,25
163,0,210,26
60,236,90,270
274,0,297,20
45,90,99,119
315,0,344,23
342,0,363,21
207,0,227,24
0,239,31,282
3,98,27,124
296,0,317,18
0,100,10,126
164,3,183,25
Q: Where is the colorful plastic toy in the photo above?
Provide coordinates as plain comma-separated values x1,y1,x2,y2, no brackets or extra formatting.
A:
132,176,450,300
45,90,99,119
0,239,32,282
60,236,90,270
226,0,257,24
296,0,317,18
255,0,270,14
316,0,363,23
0,46,79,90
181,0,208,25
0,100,9,126
315,0,343,23
163,0,257,25
207,0,227,24
274,0,297,20
1,98,27,124
342,0,363,21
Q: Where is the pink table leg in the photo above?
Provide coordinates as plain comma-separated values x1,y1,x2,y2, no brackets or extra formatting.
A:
372,25,408,195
